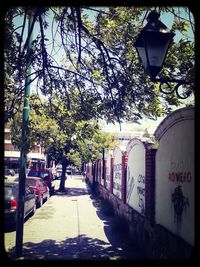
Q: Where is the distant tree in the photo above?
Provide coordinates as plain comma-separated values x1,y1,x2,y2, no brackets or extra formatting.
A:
9,93,116,191
43,95,116,191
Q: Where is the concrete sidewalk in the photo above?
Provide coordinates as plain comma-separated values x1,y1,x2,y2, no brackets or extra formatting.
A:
5,175,143,260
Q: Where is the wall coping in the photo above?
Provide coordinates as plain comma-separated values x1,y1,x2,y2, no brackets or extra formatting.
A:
154,107,194,141
126,137,154,154
105,150,113,160
113,145,127,154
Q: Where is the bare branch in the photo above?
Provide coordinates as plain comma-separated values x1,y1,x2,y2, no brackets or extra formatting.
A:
75,7,82,63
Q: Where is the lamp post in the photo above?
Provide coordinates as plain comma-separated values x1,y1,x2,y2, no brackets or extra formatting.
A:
87,139,93,151
15,15,33,258
134,10,194,99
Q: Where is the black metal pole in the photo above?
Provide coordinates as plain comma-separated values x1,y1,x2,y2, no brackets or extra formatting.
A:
102,148,105,180
15,15,33,258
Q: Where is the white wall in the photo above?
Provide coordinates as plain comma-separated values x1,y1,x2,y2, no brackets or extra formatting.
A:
105,151,112,191
155,107,194,246
126,139,146,215
99,160,104,185
113,147,123,199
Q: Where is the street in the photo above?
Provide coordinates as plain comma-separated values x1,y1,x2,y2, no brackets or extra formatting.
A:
4,175,144,260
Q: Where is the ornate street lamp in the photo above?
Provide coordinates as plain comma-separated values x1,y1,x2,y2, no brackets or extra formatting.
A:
134,10,194,99
87,139,93,150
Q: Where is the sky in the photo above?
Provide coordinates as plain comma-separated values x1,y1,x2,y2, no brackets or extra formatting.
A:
12,7,194,135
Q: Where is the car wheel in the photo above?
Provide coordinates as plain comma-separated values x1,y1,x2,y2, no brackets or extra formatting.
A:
37,197,43,208
50,187,55,196
32,203,36,215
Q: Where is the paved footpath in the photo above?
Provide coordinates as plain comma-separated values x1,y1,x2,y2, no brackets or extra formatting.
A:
4,175,144,260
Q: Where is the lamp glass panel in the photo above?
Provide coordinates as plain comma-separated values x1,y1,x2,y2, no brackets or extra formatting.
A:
136,46,148,70
88,143,93,150
145,32,172,68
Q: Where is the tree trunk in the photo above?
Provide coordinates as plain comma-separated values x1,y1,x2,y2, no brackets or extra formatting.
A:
59,161,67,192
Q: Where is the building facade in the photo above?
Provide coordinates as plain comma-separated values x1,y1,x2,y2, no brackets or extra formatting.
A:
4,125,46,172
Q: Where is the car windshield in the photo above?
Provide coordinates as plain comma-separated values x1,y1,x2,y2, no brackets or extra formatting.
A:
28,170,39,177
28,170,49,179
26,179,37,186
5,169,14,175
4,186,13,197
39,172,49,179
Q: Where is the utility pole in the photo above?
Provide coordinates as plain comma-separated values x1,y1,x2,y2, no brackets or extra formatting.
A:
15,14,33,258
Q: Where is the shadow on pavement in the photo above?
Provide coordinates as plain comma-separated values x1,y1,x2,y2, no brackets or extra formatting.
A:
5,180,145,261
4,212,35,233
54,180,92,197
87,186,145,259
4,224,16,233
62,187,88,197
6,234,143,260
54,187,89,197
95,204,144,259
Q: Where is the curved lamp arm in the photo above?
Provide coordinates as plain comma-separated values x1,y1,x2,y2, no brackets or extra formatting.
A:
153,78,194,99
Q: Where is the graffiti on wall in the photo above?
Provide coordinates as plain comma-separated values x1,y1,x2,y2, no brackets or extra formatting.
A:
113,163,122,199
169,172,192,183
127,166,145,215
126,167,135,203
169,169,191,231
171,185,189,231
137,174,145,215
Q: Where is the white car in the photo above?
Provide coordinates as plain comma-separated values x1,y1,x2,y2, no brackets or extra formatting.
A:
56,170,62,179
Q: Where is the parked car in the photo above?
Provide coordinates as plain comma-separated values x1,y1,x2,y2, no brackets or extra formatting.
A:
66,167,72,175
4,169,15,176
55,165,68,180
55,169,62,180
26,177,50,208
27,169,55,195
55,166,61,180
4,181,36,226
